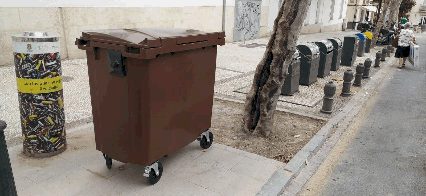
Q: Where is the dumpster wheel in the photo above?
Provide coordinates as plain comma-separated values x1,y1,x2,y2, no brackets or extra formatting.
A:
103,154,112,169
144,161,163,185
199,131,214,149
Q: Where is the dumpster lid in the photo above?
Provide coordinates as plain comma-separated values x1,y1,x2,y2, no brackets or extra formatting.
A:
355,33,366,42
12,31,59,42
315,40,333,52
80,28,225,48
297,43,320,57
328,37,343,47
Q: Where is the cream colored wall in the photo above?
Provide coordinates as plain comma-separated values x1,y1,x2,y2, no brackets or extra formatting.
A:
63,7,224,59
0,7,68,66
1,4,341,65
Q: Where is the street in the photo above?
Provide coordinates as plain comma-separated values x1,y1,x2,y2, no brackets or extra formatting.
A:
300,34,426,195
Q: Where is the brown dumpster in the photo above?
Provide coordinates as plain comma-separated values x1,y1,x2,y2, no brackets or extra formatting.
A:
76,28,225,185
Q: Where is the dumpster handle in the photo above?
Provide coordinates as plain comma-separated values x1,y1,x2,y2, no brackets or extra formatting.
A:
76,39,93,51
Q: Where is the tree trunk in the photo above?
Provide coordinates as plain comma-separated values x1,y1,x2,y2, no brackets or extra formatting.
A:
371,0,392,48
393,0,403,25
375,0,383,26
388,0,401,25
241,0,311,137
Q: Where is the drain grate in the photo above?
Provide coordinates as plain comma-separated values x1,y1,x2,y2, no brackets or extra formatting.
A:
62,76,74,82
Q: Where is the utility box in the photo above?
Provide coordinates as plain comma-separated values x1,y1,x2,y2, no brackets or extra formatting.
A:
341,36,359,67
76,28,225,185
355,33,366,57
281,49,301,96
297,43,320,86
315,40,333,78
327,37,343,71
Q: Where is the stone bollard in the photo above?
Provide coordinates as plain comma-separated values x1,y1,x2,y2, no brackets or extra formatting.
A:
363,58,372,78
341,69,354,97
374,51,381,67
390,46,395,53
0,121,18,196
353,63,365,86
321,81,336,114
381,48,387,61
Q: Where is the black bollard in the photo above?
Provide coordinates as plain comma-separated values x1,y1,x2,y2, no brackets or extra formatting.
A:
353,63,365,86
363,58,372,78
341,69,354,97
374,51,381,67
386,46,391,57
0,121,18,196
321,81,336,114
381,48,387,61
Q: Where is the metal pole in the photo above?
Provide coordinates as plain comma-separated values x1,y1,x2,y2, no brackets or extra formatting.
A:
0,120,18,196
222,0,226,32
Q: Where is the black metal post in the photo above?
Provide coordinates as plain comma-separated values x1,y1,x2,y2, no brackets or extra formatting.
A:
321,81,336,114
341,69,354,97
375,51,382,67
363,58,372,78
353,63,365,86
0,120,18,196
381,48,387,61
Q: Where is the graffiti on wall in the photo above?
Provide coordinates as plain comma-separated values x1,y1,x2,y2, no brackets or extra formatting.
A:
233,0,262,42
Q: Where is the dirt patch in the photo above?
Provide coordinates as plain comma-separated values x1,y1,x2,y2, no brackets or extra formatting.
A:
211,98,326,163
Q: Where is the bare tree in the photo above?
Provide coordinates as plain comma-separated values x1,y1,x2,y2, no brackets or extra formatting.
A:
241,0,312,137
371,0,392,48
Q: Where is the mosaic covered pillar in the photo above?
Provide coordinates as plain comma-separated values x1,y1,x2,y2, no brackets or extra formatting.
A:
12,32,66,158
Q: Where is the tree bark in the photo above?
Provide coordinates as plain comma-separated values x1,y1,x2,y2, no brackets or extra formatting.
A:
371,0,392,48
393,0,404,25
388,0,400,25
375,0,383,26
241,0,311,137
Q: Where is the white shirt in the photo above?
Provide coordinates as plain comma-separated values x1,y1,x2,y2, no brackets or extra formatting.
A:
398,29,415,47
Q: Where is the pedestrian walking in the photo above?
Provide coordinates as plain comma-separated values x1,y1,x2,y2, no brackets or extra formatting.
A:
394,22,417,69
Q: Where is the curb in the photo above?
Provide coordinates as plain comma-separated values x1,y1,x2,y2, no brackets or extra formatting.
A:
256,55,397,196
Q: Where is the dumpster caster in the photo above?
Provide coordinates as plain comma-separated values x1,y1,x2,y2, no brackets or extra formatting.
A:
143,161,163,185
103,154,112,169
198,130,213,149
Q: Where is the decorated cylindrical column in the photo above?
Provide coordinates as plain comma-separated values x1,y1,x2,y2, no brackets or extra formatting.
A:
321,81,336,114
11,32,66,158
341,69,354,97
381,48,387,61
374,51,381,67
363,58,372,78
353,63,365,86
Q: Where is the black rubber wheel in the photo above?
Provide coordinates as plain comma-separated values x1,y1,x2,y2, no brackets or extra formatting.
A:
146,162,163,185
103,154,112,169
200,132,213,149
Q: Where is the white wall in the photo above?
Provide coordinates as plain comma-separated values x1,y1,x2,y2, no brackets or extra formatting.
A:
304,0,347,26
409,0,426,24
1,0,271,7
268,0,281,32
